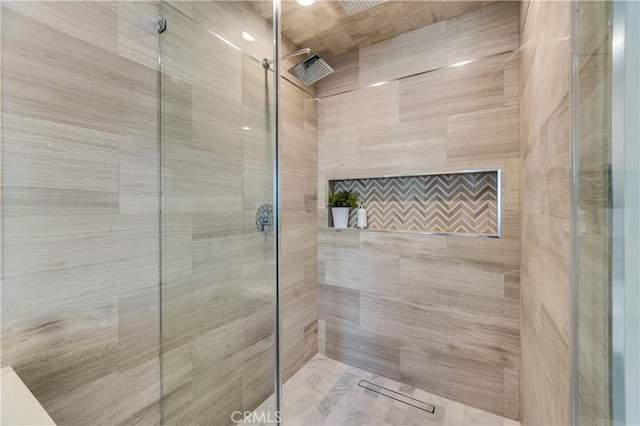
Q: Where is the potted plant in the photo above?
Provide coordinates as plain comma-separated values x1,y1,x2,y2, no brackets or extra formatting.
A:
328,190,360,229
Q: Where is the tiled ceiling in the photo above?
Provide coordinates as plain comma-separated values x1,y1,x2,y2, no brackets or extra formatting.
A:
254,0,495,59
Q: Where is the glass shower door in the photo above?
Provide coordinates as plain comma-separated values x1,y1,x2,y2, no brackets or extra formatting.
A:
158,2,278,425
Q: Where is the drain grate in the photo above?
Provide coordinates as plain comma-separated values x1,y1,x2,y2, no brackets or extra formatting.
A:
358,380,438,414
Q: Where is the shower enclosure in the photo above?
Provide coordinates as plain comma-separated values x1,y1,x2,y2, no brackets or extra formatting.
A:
158,1,280,424
2,1,639,425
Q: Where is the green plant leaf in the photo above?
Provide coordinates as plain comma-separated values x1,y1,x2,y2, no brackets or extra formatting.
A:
328,189,360,208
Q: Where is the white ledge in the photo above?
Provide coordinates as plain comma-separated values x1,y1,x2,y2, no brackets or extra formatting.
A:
328,226,500,239
1,366,56,425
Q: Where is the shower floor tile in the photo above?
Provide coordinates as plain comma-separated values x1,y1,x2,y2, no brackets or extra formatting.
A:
251,353,520,426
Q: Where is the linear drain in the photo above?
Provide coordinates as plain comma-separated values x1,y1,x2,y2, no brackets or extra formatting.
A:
358,380,442,417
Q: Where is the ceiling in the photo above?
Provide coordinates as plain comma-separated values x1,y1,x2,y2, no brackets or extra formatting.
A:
254,1,494,59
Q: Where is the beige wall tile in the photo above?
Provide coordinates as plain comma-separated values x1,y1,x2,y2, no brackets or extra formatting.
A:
447,106,520,162
504,52,520,108
117,286,161,371
399,345,505,415
398,71,438,121
399,256,506,302
192,1,273,63
520,1,573,425
161,344,194,425
317,4,520,419
437,54,507,116
318,284,360,325
1,215,160,423
358,231,447,260
325,319,401,380
160,6,242,99
44,357,161,425
321,249,401,297
3,2,119,55
318,132,360,176
446,1,519,66
191,82,243,156
401,54,507,121
359,118,447,171
160,74,193,148
2,7,156,141
161,141,243,215
446,308,519,366
281,78,309,127
117,2,160,69
243,340,277,411
280,71,319,382
317,50,359,98
319,82,399,135
503,367,520,420
359,22,446,87
2,114,119,217
119,135,159,214
360,293,449,352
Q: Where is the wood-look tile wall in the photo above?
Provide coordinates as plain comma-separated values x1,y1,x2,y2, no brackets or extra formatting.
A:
520,1,573,425
280,39,319,382
1,2,301,425
316,2,520,419
158,2,279,425
1,2,161,424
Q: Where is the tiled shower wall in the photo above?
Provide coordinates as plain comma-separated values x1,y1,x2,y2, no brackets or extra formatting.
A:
1,2,161,424
317,2,521,419
519,1,573,425
280,37,319,382
1,2,318,424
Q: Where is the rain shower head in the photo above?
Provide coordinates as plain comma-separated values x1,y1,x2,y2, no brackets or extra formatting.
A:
262,48,335,85
287,54,334,85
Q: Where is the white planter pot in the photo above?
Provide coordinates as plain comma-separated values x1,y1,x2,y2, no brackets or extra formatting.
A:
331,207,350,229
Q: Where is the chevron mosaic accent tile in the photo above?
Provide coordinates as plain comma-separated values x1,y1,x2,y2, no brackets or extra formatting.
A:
331,171,498,235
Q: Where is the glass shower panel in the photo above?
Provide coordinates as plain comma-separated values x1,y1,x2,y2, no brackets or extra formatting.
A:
575,1,639,425
158,2,278,425
574,2,613,425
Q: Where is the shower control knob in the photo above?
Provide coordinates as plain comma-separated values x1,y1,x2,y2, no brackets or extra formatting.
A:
255,203,274,233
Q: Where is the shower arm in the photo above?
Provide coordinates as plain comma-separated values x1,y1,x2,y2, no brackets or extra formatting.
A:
281,48,311,62
262,48,311,69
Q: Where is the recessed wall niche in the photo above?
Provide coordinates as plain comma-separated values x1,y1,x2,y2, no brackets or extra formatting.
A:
329,170,500,236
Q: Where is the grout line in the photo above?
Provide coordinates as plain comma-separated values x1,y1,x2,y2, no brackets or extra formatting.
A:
318,48,519,100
